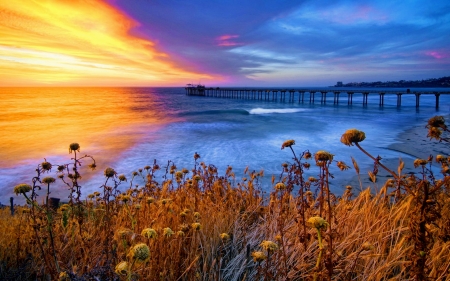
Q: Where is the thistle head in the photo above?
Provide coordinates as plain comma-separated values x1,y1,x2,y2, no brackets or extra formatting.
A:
13,183,32,195
114,261,129,276
281,139,295,150
163,227,174,238
307,216,328,230
69,143,80,154
275,182,286,191
314,150,334,163
260,240,279,252
141,228,158,239
413,158,428,168
340,129,366,146
104,167,116,178
42,175,57,185
128,243,150,262
118,174,127,182
220,233,230,241
427,116,446,129
191,222,202,231
41,161,52,171
251,251,267,262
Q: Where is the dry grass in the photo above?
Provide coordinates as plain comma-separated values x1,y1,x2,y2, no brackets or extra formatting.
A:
1,117,450,281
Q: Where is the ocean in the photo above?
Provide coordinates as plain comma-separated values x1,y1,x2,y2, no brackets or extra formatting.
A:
1,87,449,205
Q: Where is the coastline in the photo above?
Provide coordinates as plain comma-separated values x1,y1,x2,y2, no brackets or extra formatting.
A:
344,117,449,191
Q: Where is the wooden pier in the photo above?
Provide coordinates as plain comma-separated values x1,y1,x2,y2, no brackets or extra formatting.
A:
185,86,450,108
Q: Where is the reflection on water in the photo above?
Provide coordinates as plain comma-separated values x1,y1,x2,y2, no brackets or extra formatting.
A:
0,87,171,167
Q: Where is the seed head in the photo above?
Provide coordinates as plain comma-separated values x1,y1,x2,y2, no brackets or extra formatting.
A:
251,251,267,262
304,151,312,159
194,152,200,160
340,129,366,146
427,116,446,129
193,175,201,181
220,233,230,241
413,158,428,168
57,165,65,172
314,150,334,163
163,227,174,238
129,243,150,262
260,240,279,252
281,139,295,150
193,212,201,219
275,182,286,191
13,183,32,195
192,222,202,231
118,174,127,182
146,197,155,204
177,230,185,237
69,143,80,153
104,167,116,178
42,177,56,184
114,261,129,276
141,228,158,239
41,161,52,171
307,216,328,230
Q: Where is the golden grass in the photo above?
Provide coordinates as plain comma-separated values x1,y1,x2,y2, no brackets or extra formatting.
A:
1,117,450,280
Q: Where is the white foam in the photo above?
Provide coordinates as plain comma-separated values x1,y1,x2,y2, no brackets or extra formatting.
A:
249,108,307,114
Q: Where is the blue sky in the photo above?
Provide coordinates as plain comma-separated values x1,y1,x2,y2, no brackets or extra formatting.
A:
109,0,450,86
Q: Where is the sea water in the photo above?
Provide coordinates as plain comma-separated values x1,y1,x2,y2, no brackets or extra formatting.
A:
1,87,449,204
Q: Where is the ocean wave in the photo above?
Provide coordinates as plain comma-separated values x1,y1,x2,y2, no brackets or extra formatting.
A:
249,108,307,114
179,109,250,116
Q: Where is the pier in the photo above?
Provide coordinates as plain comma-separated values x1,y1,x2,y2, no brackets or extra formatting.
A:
185,86,450,108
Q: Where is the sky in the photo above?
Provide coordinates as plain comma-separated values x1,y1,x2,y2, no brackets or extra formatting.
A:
0,0,449,87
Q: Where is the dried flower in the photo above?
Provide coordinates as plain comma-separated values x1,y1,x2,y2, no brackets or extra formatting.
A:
315,150,334,163
163,227,174,238
260,240,279,252
193,175,201,181
41,161,52,171
337,161,350,171
177,230,185,237
413,158,428,168
13,183,31,195
42,177,55,184
281,139,295,149
104,167,116,178
114,261,129,276
307,216,328,230
275,182,286,191
69,143,80,153
57,165,65,172
194,152,200,160
128,243,150,262
251,251,267,262
146,197,155,204
192,222,201,231
118,174,127,182
304,151,312,159
220,233,230,241
193,212,201,220
141,228,158,239
427,116,446,129
340,129,366,146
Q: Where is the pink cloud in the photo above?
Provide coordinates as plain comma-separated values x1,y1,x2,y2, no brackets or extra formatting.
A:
216,34,241,47
425,50,449,59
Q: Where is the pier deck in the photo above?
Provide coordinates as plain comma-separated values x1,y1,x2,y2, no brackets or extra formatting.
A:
185,87,450,108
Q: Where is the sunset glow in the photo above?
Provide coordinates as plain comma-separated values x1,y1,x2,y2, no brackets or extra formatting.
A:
0,0,214,86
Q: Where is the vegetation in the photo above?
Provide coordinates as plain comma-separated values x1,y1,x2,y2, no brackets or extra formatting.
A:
1,117,450,280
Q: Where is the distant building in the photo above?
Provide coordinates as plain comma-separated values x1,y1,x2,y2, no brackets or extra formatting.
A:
336,81,343,87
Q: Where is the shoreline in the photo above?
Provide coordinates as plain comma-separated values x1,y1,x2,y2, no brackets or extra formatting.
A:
343,117,449,190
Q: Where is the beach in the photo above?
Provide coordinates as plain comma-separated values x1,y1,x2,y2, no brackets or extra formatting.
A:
346,117,449,190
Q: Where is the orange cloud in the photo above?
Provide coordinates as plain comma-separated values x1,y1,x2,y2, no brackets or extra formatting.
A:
0,0,215,86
